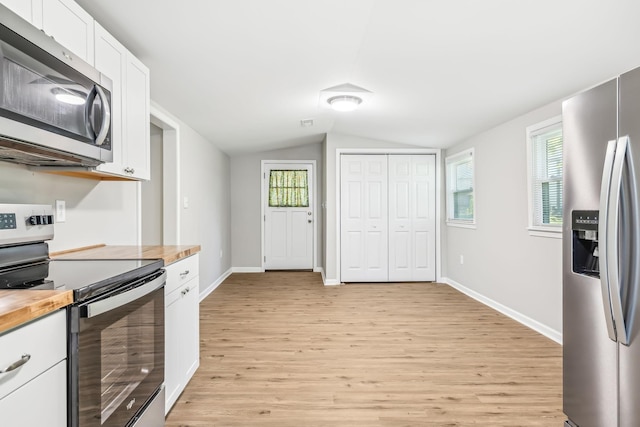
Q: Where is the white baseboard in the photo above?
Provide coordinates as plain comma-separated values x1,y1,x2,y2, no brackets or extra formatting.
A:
314,267,340,286
441,277,562,345
199,268,232,302
231,267,265,273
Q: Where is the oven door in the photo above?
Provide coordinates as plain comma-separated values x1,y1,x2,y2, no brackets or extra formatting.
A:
69,271,165,427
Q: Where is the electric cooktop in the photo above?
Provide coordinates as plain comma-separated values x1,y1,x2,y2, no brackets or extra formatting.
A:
0,259,164,302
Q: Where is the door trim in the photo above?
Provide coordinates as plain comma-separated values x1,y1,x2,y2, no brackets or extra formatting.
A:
336,148,442,284
261,160,317,271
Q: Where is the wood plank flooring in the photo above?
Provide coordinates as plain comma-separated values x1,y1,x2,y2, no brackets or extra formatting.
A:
165,271,563,426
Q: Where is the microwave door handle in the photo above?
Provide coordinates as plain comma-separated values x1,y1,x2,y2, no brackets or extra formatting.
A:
93,85,111,146
82,271,166,318
84,86,98,138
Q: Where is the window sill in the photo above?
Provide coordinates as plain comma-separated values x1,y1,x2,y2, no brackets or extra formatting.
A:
447,221,476,230
528,227,562,239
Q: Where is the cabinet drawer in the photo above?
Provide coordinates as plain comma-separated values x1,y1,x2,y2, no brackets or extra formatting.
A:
0,310,66,400
165,254,199,295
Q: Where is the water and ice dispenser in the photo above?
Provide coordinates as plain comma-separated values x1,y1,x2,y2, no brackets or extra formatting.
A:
572,210,600,277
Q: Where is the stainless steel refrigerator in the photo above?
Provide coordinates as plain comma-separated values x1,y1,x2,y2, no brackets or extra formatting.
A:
563,66,640,427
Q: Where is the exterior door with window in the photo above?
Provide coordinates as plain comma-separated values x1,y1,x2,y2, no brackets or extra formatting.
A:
264,163,313,269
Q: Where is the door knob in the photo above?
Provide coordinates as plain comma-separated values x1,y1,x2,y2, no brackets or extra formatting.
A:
308,219,312,223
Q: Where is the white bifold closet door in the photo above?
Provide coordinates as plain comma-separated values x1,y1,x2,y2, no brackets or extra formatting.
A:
388,155,436,281
341,155,389,282
340,154,436,282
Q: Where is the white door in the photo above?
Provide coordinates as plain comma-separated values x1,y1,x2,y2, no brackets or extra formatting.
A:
340,155,388,282
264,163,314,269
389,155,436,281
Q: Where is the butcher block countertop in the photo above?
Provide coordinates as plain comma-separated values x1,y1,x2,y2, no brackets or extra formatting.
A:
0,290,73,334
51,244,201,266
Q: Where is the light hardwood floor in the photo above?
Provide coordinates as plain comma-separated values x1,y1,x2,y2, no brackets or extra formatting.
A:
165,271,563,426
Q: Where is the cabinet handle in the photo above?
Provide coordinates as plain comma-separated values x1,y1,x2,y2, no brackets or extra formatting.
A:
181,287,190,296
180,270,190,278
0,354,31,374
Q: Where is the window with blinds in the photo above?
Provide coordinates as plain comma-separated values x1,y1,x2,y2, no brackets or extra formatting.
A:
446,149,475,224
527,117,563,233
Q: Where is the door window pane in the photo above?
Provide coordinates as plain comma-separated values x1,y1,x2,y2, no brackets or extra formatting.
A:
268,170,309,207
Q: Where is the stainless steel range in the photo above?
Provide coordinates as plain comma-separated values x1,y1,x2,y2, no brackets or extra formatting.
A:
0,204,166,427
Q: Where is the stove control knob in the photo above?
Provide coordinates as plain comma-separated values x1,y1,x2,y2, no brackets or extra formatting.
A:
27,215,53,225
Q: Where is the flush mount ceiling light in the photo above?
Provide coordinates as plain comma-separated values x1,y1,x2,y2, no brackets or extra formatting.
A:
327,95,362,112
319,83,372,112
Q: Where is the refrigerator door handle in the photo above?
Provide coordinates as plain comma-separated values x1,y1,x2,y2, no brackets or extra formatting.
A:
607,136,630,345
599,139,618,342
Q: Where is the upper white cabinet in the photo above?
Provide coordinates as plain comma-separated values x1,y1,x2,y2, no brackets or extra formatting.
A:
122,53,151,180
2,0,42,26
93,23,126,176
93,23,150,180
41,0,94,65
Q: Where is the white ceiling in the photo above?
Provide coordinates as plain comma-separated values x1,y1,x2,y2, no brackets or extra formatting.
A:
75,0,640,156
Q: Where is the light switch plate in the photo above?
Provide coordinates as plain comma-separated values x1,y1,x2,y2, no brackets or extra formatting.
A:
55,200,66,223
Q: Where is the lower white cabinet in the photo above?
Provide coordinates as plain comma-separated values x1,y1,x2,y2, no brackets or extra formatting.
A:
164,254,200,414
0,310,67,427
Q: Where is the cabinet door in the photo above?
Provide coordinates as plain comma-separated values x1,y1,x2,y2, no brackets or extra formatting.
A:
340,155,389,282
182,279,200,382
94,23,126,176
164,286,182,414
388,155,436,281
123,53,151,180
41,0,94,65
0,361,67,427
2,0,40,25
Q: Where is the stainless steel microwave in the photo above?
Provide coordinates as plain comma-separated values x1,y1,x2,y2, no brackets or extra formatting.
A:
0,3,112,167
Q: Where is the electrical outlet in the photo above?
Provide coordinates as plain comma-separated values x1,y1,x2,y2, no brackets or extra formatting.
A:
460,255,464,265
55,200,66,223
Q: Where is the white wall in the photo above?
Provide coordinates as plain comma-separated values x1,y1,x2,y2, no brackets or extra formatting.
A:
322,133,418,282
230,143,323,269
151,103,233,295
443,101,563,340
0,162,138,252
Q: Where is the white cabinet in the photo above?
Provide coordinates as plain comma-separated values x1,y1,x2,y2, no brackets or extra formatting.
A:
164,254,200,414
2,0,42,26
41,0,94,65
0,310,67,427
122,53,151,180
93,23,150,180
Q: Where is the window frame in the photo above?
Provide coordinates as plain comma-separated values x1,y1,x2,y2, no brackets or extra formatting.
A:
445,148,476,228
526,115,563,238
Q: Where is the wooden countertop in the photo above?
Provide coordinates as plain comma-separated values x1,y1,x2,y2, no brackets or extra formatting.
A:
51,244,201,266
0,290,73,334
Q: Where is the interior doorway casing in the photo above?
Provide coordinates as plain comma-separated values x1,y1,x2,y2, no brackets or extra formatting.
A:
149,104,181,245
261,160,318,271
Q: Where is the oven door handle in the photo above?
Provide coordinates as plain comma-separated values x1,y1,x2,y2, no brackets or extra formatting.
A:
82,271,166,318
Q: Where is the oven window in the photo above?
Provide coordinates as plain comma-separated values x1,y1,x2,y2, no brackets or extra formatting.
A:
100,301,156,422
75,285,164,427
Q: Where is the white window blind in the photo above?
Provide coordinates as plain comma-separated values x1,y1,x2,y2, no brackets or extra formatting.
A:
528,118,563,231
446,149,475,224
